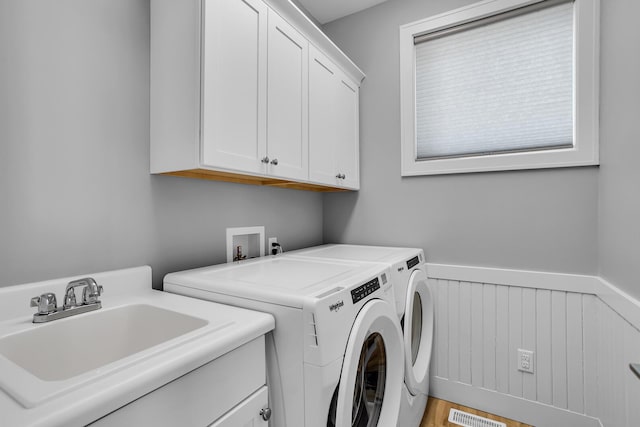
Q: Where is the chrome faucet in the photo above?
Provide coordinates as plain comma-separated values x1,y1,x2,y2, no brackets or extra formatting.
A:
64,277,103,309
30,277,104,323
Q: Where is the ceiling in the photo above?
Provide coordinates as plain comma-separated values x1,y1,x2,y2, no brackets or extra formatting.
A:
295,0,389,24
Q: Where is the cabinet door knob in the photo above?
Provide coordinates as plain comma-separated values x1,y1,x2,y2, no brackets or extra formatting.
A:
336,173,341,179
261,156,270,164
270,158,278,165
341,173,346,179
336,173,346,179
260,407,272,421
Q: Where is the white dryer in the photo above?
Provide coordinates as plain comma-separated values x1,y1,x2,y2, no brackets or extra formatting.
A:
286,244,434,427
163,256,404,427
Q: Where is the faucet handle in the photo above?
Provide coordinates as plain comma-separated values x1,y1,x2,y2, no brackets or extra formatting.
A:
30,293,58,315
82,283,103,305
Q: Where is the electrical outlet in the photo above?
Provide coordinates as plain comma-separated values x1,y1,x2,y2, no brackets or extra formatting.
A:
518,349,534,374
268,237,278,254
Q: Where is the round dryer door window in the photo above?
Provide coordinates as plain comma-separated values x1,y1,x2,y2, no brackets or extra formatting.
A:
403,269,434,396
333,299,404,427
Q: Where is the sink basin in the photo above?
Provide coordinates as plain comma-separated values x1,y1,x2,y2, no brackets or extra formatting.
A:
0,303,217,408
0,304,208,381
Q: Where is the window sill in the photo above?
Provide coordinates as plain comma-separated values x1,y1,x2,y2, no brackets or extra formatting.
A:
401,145,599,176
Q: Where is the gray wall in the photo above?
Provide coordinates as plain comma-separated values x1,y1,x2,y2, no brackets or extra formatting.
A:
3,0,636,299
598,0,640,298
322,0,599,275
0,0,323,289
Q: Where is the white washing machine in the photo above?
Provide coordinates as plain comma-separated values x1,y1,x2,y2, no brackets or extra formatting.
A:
286,244,434,427
163,256,404,427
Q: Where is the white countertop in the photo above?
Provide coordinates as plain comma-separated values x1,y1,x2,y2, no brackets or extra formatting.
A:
0,266,275,427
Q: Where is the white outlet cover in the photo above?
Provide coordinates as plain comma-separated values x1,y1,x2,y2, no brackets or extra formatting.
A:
517,349,535,374
268,237,278,254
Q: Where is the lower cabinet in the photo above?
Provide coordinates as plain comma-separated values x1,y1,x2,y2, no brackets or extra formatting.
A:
209,387,268,427
89,337,269,427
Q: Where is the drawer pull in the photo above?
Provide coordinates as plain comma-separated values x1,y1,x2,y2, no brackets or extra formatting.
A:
260,407,272,421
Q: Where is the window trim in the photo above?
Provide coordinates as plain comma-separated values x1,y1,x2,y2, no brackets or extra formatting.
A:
399,0,599,176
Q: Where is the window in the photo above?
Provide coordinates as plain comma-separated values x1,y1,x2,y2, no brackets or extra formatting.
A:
399,0,599,176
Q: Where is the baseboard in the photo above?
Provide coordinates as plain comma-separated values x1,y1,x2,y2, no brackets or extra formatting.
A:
429,376,602,427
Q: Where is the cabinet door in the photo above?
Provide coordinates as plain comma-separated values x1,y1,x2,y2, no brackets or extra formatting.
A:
266,10,308,180
308,46,339,186
201,0,268,173
334,74,360,189
89,338,267,427
209,386,269,427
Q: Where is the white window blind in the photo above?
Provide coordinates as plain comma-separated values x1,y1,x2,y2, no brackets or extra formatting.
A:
414,0,574,160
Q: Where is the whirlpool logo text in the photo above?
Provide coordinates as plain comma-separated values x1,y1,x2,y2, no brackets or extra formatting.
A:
329,300,344,312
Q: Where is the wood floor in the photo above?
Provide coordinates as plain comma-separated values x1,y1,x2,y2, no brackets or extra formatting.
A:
420,397,533,427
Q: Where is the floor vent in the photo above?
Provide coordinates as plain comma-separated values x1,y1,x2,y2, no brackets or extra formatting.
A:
448,409,507,427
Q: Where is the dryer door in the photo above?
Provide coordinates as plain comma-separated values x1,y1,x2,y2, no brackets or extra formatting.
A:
403,269,434,396
334,299,404,427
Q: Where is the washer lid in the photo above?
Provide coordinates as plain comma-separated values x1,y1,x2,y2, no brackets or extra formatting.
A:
335,299,404,427
288,244,423,264
164,257,388,308
403,269,434,396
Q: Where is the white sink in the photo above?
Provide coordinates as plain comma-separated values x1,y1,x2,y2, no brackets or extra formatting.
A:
0,266,274,427
0,301,226,409
0,304,208,382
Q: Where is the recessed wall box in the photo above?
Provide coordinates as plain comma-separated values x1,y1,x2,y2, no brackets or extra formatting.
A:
226,226,265,262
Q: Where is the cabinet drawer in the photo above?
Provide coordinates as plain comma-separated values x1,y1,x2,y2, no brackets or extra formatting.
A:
90,336,266,427
209,386,269,427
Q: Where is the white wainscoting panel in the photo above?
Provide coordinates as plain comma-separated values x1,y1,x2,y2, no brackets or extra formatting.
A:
426,264,640,427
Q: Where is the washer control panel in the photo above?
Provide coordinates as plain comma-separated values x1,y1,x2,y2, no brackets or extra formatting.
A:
351,277,380,304
406,255,420,270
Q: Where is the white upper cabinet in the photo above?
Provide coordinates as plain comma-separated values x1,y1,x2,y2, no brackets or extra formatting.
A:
309,45,360,190
308,46,338,186
150,0,364,191
266,10,308,181
201,0,267,173
334,76,359,189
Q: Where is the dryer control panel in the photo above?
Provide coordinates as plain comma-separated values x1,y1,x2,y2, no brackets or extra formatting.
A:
406,255,420,270
351,277,380,304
